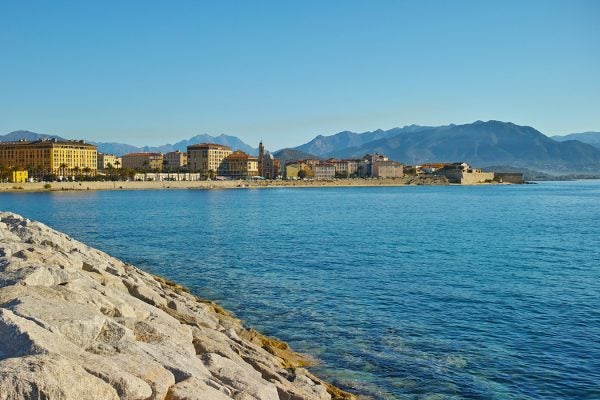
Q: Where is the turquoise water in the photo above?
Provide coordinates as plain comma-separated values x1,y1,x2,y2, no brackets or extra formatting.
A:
1,182,599,399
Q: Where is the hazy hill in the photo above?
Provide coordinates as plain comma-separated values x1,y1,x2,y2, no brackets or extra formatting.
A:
292,121,600,173
95,134,257,156
272,148,320,166
1,131,257,156
0,130,65,142
552,132,600,149
136,134,258,156
295,125,432,156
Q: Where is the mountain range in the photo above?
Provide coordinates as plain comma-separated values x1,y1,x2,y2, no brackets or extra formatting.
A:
3,121,600,173
0,131,257,156
552,132,600,149
287,121,600,173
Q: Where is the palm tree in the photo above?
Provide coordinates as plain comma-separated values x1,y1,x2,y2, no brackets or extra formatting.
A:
142,161,149,181
83,167,92,179
72,166,81,180
34,164,43,181
59,163,68,180
106,163,115,180
0,163,10,182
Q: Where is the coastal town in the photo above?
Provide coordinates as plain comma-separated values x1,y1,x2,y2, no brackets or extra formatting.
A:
0,137,524,186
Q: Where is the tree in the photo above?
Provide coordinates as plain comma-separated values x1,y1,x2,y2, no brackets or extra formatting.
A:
208,169,215,180
0,163,10,182
34,164,44,180
298,169,307,179
142,160,149,181
106,164,115,180
59,163,68,180
83,167,92,179
72,166,81,180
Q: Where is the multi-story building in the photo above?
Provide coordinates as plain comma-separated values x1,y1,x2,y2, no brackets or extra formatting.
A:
372,160,404,178
223,151,259,179
121,152,164,171
328,159,360,177
358,153,389,177
314,163,336,180
187,143,232,177
163,150,187,170
257,142,280,179
97,153,121,170
0,138,97,178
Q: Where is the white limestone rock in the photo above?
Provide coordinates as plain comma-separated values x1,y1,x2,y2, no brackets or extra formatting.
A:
0,212,349,400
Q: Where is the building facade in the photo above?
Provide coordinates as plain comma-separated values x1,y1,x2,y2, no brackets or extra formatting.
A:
257,142,281,179
358,153,389,177
164,151,187,170
11,170,28,183
436,162,494,183
224,151,259,179
121,153,164,171
187,143,232,177
328,159,360,177
372,160,404,178
97,153,121,170
314,163,336,180
0,138,97,178
285,162,313,179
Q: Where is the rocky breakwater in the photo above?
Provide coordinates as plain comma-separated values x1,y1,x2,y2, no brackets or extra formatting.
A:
0,212,354,400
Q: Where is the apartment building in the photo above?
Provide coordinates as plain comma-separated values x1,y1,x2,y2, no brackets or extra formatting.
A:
314,163,336,180
0,138,97,177
97,153,121,170
328,159,359,177
121,153,164,171
163,151,187,170
224,151,259,179
187,143,232,176
372,160,404,178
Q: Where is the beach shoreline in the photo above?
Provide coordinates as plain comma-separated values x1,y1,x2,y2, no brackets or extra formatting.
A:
0,176,451,193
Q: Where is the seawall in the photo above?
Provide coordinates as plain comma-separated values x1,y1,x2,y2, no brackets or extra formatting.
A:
0,212,355,400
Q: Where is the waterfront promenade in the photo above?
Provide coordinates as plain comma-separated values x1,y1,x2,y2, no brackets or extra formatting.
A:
0,175,449,192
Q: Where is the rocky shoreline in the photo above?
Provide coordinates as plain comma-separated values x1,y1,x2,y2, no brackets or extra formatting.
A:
0,212,355,400
0,175,448,192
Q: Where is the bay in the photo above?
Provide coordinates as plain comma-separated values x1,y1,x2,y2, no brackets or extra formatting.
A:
1,181,599,399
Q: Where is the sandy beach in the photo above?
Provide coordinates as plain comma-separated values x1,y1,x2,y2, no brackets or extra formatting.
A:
0,175,449,193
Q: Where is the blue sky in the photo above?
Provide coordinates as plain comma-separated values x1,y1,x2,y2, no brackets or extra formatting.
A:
1,0,598,150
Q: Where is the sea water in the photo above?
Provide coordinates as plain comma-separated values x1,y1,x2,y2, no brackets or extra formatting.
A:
1,181,599,399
